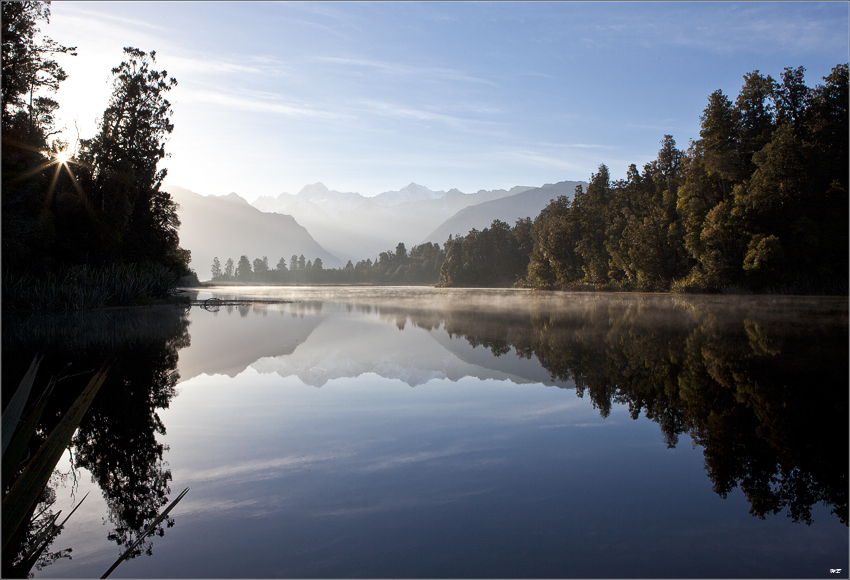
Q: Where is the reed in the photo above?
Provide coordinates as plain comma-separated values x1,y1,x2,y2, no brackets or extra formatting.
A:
2,264,181,311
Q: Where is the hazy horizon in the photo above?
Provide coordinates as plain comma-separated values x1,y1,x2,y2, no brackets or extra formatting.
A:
165,180,546,201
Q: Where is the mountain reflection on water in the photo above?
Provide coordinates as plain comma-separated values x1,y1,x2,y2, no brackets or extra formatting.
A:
3,288,847,577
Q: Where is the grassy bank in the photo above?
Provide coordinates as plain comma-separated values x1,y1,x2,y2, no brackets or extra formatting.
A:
3,264,192,311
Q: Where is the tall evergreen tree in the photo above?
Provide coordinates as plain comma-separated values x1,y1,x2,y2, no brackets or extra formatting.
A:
573,165,612,284
235,255,252,281
77,47,185,272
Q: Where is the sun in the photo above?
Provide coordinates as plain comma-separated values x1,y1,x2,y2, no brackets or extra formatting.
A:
55,150,70,164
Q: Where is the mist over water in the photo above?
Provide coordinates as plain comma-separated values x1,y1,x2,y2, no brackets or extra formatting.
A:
5,288,847,578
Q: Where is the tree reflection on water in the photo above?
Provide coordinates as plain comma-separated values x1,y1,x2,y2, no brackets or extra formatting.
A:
390,295,848,527
2,306,190,574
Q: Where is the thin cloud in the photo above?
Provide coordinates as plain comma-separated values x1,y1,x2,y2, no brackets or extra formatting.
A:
585,4,847,55
56,6,171,32
528,141,615,150
181,88,346,120
520,71,559,81
168,55,266,76
569,143,614,150
317,56,498,86
501,150,586,172
351,99,511,139
624,120,678,132
359,100,469,124
285,17,351,40
287,2,364,29
180,452,348,483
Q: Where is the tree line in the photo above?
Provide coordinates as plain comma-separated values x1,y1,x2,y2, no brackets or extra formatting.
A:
210,241,446,285
2,2,194,309
437,218,533,287
439,64,848,294
210,254,325,283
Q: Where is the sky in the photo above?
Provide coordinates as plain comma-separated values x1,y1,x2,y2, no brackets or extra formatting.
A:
42,1,849,202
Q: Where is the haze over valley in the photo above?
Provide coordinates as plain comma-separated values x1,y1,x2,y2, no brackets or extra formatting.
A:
167,180,586,278
166,185,343,278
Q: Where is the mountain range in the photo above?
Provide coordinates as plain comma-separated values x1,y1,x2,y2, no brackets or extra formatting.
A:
422,180,585,244
165,179,587,280
251,182,534,264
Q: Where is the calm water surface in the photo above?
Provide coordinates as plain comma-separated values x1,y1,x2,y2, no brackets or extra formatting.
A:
3,287,847,578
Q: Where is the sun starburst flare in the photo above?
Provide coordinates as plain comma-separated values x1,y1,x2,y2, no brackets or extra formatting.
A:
55,149,70,165
7,145,96,214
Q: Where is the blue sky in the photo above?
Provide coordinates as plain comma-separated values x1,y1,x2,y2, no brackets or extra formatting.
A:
45,2,849,201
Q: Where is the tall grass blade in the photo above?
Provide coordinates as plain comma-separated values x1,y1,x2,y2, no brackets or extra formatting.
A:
2,356,42,456
101,487,189,579
7,512,62,577
13,492,91,578
2,367,109,551
2,377,57,492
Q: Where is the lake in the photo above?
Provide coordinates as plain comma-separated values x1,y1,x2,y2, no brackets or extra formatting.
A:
3,287,848,578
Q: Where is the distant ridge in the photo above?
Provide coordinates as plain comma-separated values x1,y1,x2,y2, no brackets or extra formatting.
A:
165,185,341,280
251,182,534,263
422,180,586,245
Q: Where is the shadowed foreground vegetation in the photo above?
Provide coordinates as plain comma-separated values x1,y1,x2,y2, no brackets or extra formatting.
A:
2,3,196,311
2,306,191,576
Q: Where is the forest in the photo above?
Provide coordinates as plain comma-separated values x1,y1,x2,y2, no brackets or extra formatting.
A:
438,64,848,293
2,2,195,310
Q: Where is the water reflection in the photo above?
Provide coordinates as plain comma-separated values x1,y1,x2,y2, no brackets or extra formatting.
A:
2,306,190,574
3,290,847,577
183,290,847,527
519,297,848,526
